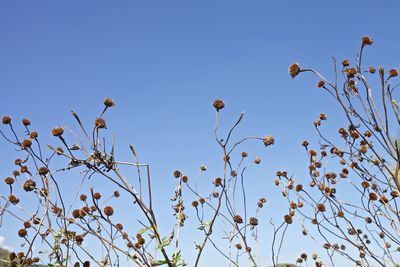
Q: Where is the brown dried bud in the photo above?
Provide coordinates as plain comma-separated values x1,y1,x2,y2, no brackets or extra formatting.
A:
113,191,120,198
8,194,20,204
284,214,293,224
199,198,205,204
391,190,399,198
213,177,222,186
317,80,325,88
361,36,373,46
317,203,326,212
21,139,32,149
369,192,378,201
18,229,28,238
263,135,275,146
4,177,15,185
173,170,181,178
2,116,11,124
116,223,123,230
51,127,64,137
23,179,36,192
22,118,31,126
192,200,199,207
104,206,114,216
38,167,49,175
241,151,248,157
235,243,242,250
103,98,115,107
74,235,84,244
288,63,300,78
389,69,399,78
369,66,376,74
94,118,106,128
249,217,258,226
342,60,350,67
93,192,102,200
29,131,38,139
233,215,243,224
80,194,87,201
181,175,188,182
212,99,225,111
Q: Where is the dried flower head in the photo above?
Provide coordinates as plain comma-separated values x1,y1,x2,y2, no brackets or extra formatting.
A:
389,69,399,78
21,118,31,126
21,139,32,149
173,170,181,178
288,63,301,78
235,243,242,250
38,167,49,175
51,127,64,137
369,66,376,74
29,131,38,139
94,117,106,128
23,179,36,192
113,190,120,198
104,206,114,216
284,214,293,224
342,60,350,67
191,200,199,208
181,175,188,182
8,194,20,204
93,192,102,200
317,80,325,88
263,135,275,146
18,229,28,238
241,151,248,157
103,98,115,107
254,157,261,164
212,99,225,111
233,215,243,224
213,177,222,186
4,177,15,185
249,217,258,226
361,36,373,46
2,116,11,124
200,165,207,171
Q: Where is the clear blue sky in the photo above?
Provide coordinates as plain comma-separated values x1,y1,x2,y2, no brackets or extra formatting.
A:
1,1,400,266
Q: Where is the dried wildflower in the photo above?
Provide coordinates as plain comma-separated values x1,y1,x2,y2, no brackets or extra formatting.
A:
4,177,15,185
369,66,376,74
74,235,84,244
173,170,181,178
254,157,261,164
389,69,399,78
93,192,102,200
104,206,114,216
116,223,123,230
83,261,91,267
2,116,11,124
23,179,36,191
344,67,357,78
361,181,370,189
235,243,242,250
200,165,207,171
137,237,145,245
72,209,81,219
38,167,49,175
317,203,326,212
361,36,373,46
181,175,188,182
302,140,309,147
319,113,327,120
199,198,205,204
317,80,325,88
369,192,378,201
249,217,258,226
8,194,20,204
21,139,32,149
263,135,275,146
379,196,389,204
241,151,248,157
18,229,28,238
52,128,66,138
284,214,293,224
29,131,38,139
342,59,350,67
103,98,115,107
79,207,90,217
113,190,120,197
21,118,30,126
223,155,230,161
212,99,225,111
391,190,399,198
230,170,237,177
295,184,303,192
245,247,252,253
288,63,301,78
192,200,199,207
213,177,222,186
274,179,280,186
94,117,106,128
233,215,243,224
80,194,87,201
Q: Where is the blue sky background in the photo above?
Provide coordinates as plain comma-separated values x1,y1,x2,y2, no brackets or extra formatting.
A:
1,1,400,266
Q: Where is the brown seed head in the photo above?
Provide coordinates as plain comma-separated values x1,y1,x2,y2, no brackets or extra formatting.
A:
8,194,20,204
233,215,243,224
369,66,376,74
104,206,114,216
80,194,87,201
192,200,199,207
173,170,181,178
241,151,248,157
361,36,373,46
5,177,15,185
249,217,258,226
38,167,49,175
181,175,188,182
93,192,101,200
18,228,28,238
51,127,64,137
389,69,399,78
288,63,300,78
23,179,36,192
29,131,39,139
2,116,11,124
103,98,115,107
342,59,350,67
94,117,106,128
284,214,293,224
212,99,225,111
263,135,275,146
317,80,325,88
21,139,32,149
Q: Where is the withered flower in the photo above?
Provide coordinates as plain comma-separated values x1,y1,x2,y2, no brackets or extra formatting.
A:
51,127,64,137
317,80,325,88
103,98,115,107
22,118,30,126
263,135,275,146
38,167,49,175
4,177,15,185
249,217,258,226
94,117,106,128
2,116,11,124
361,36,373,46
284,214,293,224
21,139,32,149
18,229,28,238
389,69,399,78
104,206,114,216
233,215,243,224
342,59,350,67
29,131,39,139
212,99,225,111
173,170,181,178
23,179,36,192
288,63,301,78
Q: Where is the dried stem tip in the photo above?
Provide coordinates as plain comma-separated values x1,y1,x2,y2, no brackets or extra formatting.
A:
2,116,11,124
